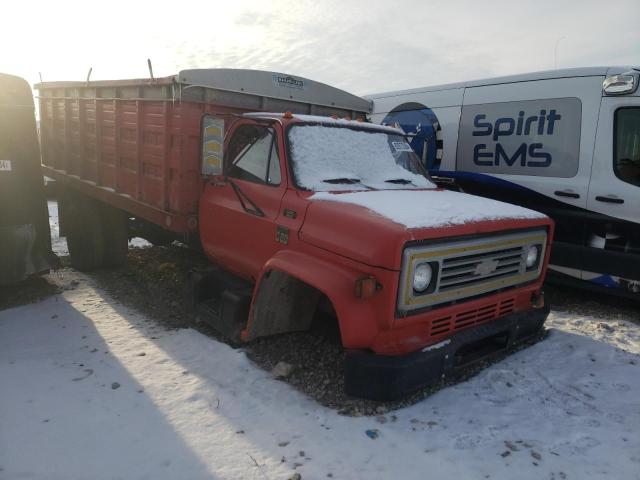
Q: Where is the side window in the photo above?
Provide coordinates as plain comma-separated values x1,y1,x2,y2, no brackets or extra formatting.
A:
227,125,281,185
268,140,281,184
614,107,640,188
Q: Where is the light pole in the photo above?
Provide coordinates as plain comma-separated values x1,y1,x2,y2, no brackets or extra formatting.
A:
554,36,567,69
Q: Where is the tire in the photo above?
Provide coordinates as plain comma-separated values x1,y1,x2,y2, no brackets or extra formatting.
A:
100,203,129,267
61,190,106,271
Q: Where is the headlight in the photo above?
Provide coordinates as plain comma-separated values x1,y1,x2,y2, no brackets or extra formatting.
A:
413,263,433,292
526,245,540,268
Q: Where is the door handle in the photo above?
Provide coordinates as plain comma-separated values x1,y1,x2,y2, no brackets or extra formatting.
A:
554,190,580,199
595,195,624,204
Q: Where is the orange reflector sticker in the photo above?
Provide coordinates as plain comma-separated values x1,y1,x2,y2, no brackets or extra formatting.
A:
355,277,377,298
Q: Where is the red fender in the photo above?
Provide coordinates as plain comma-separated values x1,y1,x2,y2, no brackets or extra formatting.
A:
242,250,380,350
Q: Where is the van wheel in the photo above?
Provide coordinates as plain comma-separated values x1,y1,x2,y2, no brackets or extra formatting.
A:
61,191,106,271
100,204,129,267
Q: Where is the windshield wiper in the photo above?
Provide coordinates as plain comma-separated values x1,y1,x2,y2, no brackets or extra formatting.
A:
322,177,362,184
384,178,413,184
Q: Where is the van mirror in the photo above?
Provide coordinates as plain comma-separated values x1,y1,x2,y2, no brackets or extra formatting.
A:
603,71,639,96
201,116,224,176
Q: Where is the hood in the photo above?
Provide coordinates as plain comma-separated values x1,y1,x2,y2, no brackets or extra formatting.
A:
300,189,550,270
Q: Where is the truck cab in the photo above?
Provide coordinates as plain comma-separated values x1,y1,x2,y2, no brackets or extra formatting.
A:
198,111,554,399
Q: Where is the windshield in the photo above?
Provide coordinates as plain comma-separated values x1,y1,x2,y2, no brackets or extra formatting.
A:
287,124,436,191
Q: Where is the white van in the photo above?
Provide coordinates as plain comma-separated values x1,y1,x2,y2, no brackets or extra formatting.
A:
369,67,640,297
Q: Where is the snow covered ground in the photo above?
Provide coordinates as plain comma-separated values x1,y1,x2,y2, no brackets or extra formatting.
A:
48,201,68,257
1,271,638,480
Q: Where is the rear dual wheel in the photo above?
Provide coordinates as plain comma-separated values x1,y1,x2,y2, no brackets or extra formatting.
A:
59,189,129,271
101,204,129,267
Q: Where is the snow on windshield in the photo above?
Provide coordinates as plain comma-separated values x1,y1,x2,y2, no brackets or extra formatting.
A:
288,125,435,191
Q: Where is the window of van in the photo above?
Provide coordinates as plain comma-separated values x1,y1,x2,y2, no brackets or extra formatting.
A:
614,108,640,188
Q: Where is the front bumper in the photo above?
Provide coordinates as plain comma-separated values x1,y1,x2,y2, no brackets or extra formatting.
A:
345,305,550,401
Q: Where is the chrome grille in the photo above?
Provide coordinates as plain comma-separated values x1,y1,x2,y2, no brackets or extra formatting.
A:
398,229,547,312
439,246,525,291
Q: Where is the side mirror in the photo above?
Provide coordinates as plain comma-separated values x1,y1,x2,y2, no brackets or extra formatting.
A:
201,116,224,176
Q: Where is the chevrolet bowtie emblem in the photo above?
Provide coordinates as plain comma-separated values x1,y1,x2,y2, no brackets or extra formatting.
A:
474,259,499,276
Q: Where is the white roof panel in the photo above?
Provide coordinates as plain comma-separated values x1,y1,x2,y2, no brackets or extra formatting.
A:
367,66,639,99
178,69,372,113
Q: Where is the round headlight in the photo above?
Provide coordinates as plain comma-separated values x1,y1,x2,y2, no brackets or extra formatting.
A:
413,263,433,292
526,245,540,268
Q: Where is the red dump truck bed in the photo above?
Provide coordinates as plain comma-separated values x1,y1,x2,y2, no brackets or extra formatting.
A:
36,69,371,234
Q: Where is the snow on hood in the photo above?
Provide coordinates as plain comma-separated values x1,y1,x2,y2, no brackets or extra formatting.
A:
311,189,547,229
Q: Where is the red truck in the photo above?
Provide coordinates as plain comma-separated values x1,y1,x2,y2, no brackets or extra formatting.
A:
36,69,553,400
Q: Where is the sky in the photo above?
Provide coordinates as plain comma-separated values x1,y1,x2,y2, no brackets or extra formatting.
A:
1,0,639,96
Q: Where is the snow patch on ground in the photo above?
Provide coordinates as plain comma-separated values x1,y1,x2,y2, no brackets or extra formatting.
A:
129,237,152,249
547,310,640,355
311,189,547,229
1,274,638,480
48,201,68,257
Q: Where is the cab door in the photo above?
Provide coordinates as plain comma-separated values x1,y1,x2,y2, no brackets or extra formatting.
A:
199,120,287,281
585,97,640,283
589,99,640,222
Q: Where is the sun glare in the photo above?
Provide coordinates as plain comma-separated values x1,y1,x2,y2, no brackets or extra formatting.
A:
0,0,267,86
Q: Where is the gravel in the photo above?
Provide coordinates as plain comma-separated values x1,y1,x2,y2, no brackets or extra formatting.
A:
545,283,640,323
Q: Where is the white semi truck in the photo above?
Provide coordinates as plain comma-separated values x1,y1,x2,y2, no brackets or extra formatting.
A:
369,67,640,298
